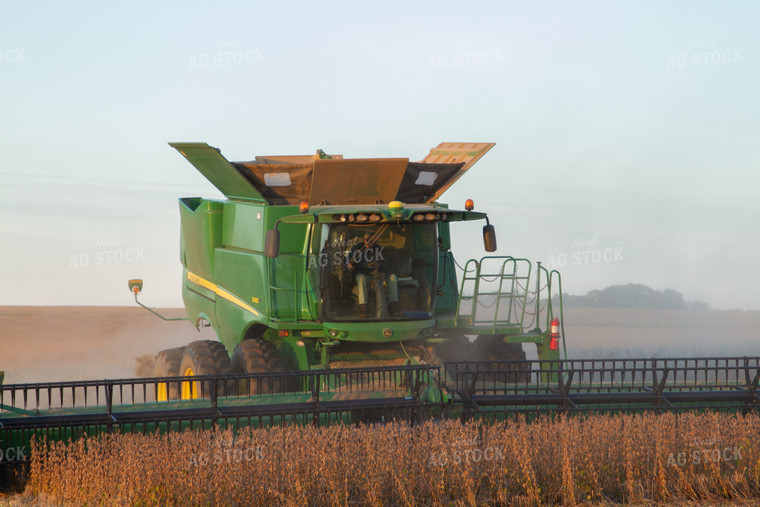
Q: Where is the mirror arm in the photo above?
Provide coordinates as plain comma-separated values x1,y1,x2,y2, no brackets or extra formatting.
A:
133,293,187,321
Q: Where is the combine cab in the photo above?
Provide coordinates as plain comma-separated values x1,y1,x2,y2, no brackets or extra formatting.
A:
144,142,562,394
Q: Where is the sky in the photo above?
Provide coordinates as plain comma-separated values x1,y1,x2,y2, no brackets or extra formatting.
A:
1,1,759,310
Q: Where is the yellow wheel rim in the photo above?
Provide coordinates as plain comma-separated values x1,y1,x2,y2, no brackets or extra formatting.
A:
181,366,200,400
157,382,169,402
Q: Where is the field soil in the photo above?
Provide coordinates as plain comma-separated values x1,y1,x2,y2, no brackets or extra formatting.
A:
562,306,760,359
0,306,214,384
0,306,758,383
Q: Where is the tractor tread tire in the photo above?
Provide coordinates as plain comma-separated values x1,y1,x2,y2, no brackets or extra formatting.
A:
153,347,185,401
154,347,185,376
232,338,289,394
178,340,232,399
232,338,284,374
180,340,232,376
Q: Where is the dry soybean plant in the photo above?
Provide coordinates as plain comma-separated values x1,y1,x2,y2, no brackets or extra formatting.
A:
25,411,760,505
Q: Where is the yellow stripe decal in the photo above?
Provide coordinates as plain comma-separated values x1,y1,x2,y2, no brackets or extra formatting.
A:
187,271,260,317
187,271,217,292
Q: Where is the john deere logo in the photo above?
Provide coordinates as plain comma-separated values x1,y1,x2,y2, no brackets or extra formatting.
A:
382,328,393,338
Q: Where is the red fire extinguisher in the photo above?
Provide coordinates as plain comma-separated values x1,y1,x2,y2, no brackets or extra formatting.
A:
549,317,560,350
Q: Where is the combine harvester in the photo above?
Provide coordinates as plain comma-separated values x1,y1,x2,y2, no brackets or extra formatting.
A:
144,141,560,387
1,142,759,488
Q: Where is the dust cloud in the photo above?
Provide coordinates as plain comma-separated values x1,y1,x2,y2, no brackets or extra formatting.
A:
0,306,211,383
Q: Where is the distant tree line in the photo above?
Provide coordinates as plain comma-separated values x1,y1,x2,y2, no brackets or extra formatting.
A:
558,284,709,310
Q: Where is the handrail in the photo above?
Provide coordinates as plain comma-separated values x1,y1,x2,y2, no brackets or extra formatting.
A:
538,263,567,360
0,364,441,415
269,254,302,323
455,258,480,325
456,256,535,330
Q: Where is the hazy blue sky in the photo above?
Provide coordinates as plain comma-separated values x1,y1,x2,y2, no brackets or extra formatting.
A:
2,1,758,309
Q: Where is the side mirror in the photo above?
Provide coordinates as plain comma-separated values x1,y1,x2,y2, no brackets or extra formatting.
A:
483,224,497,252
264,229,280,258
128,279,143,295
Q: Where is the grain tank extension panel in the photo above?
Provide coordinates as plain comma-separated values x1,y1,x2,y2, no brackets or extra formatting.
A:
170,142,494,205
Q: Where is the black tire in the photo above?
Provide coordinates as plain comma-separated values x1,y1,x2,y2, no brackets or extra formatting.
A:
232,338,288,394
154,347,185,401
178,340,232,399
474,335,530,383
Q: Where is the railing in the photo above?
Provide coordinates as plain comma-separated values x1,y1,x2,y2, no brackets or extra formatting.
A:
456,256,533,329
5,358,756,426
445,357,760,416
0,365,439,416
537,262,564,347
269,255,301,323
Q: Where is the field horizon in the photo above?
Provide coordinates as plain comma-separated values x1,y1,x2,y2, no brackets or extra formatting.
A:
1,305,758,384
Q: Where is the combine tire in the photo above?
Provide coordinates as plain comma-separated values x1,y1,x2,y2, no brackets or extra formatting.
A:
474,335,530,383
232,338,288,394
154,347,185,401
179,340,232,400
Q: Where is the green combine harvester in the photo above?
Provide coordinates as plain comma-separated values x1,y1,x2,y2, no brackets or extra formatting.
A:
2,142,758,491
134,141,563,399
